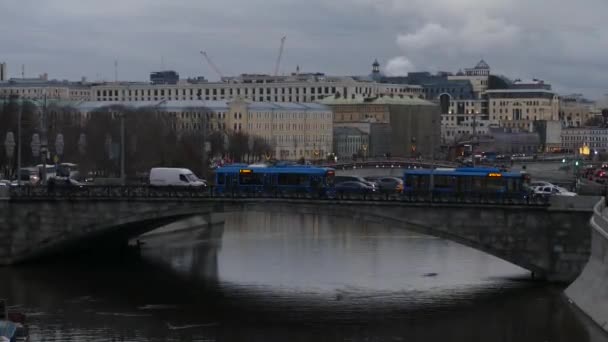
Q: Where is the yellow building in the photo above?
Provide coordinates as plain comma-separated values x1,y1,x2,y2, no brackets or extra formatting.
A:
486,89,560,131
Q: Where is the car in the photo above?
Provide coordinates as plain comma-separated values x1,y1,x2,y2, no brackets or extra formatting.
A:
149,167,207,187
336,175,378,190
335,181,376,194
375,177,404,192
529,181,555,188
532,185,577,197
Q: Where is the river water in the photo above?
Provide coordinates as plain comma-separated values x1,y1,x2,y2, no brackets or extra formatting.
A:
1,211,606,341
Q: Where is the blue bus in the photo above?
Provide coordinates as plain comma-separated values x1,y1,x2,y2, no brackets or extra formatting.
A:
403,167,529,197
214,164,336,197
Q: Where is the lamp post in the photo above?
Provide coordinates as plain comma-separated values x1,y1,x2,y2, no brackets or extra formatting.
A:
17,99,22,185
55,133,64,166
38,92,49,184
120,113,125,184
4,132,15,180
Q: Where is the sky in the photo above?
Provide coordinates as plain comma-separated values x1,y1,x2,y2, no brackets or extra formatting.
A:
1,0,607,100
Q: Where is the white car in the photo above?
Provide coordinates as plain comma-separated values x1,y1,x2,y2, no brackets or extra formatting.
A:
532,185,577,197
529,181,555,188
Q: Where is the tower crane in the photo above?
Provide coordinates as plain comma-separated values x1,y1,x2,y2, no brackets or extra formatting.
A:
200,51,224,79
273,36,286,77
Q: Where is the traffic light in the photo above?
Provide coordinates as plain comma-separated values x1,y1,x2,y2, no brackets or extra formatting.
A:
562,158,566,163
575,160,580,167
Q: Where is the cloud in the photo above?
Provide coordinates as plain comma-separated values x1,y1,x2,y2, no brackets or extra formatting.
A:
384,57,415,76
0,0,607,98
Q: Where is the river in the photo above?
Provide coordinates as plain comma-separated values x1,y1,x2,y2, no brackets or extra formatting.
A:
1,211,606,341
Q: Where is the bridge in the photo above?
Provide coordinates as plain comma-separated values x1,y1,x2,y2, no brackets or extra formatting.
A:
0,186,597,283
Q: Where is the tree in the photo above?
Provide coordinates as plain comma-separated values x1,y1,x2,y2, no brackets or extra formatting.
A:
208,131,227,158
228,132,249,162
252,136,273,162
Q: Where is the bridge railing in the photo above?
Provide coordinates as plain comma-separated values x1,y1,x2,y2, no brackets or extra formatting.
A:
320,159,459,170
7,185,550,206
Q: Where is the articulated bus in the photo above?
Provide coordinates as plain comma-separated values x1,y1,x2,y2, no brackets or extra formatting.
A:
403,167,530,196
214,164,336,197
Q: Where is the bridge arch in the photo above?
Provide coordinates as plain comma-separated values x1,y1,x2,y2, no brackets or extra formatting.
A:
1,199,591,282
60,201,548,277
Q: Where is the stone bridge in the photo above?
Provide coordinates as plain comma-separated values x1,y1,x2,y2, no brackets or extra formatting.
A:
0,191,598,283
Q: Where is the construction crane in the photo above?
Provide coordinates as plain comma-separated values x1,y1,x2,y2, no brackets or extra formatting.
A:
200,51,224,79
273,36,286,77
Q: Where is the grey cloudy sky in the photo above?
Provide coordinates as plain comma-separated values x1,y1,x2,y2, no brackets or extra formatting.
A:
1,0,607,99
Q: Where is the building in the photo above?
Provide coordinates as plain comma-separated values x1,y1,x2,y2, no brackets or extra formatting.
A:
447,60,491,99
486,89,560,131
150,71,179,85
489,127,541,154
321,94,440,158
0,63,6,82
561,127,608,153
333,122,391,158
0,77,91,101
559,94,595,128
333,127,369,159
441,101,492,144
533,120,563,152
90,73,422,103
74,99,333,161
511,79,551,90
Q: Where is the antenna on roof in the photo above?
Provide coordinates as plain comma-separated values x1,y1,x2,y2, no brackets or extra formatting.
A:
114,60,118,83
21,64,25,79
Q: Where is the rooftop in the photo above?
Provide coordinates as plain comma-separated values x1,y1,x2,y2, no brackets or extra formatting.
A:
320,94,435,106
73,99,331,112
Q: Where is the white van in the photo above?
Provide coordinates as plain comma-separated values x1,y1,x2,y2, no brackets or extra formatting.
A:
149,168,207,187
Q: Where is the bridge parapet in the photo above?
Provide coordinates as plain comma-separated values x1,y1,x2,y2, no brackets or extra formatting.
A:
566,198,608,333
7,185,551,208
321,159,459,170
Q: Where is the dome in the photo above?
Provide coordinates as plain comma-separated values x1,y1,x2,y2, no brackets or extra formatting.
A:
475,59,490,69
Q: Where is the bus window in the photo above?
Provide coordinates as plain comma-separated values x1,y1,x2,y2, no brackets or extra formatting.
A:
278,174,309,186
217,174,225,185
415,175,430,191
433,175,454,189
472,176,484,191
239,172,264,185
486,177,504,191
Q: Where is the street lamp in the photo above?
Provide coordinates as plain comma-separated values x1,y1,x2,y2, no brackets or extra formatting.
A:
4,132,15,180
55,133,64,165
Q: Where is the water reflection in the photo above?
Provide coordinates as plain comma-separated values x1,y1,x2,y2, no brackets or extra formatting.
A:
0,211,605,341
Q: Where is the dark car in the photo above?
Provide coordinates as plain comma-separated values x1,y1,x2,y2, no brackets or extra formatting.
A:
336,175,378,190
335,181,376,194
375,177,404,193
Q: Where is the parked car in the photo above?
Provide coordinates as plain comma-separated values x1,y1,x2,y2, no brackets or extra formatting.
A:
335,181,377,194
149,168,207,187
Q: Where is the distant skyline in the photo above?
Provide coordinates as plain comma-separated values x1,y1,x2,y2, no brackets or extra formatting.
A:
1,0,607,99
